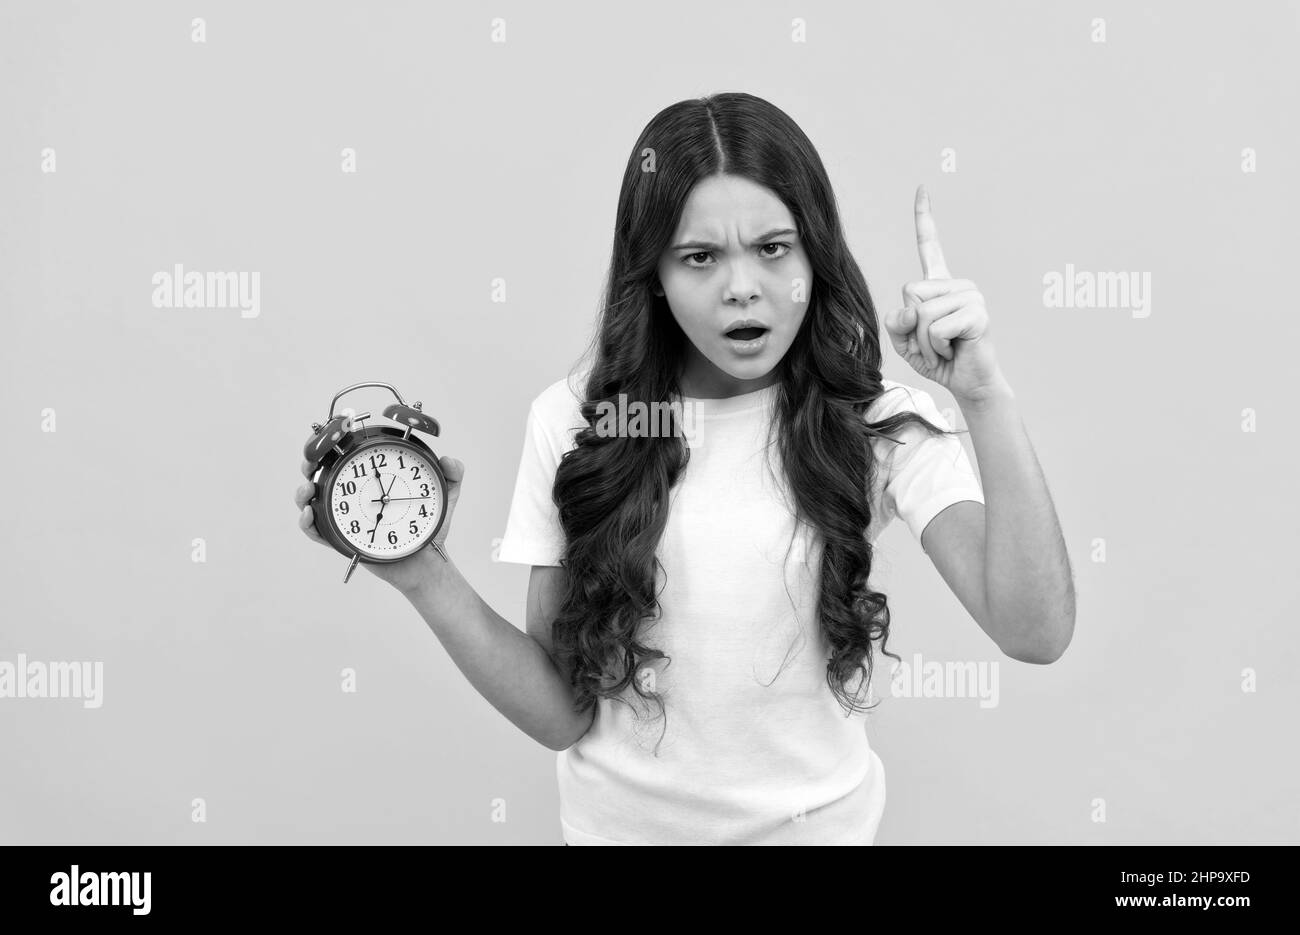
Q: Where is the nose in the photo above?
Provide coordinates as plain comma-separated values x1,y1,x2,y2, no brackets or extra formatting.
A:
722,258,762,305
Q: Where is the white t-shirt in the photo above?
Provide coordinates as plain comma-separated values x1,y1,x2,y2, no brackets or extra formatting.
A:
498,372,985,845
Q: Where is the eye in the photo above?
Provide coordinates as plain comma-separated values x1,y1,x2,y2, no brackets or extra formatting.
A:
682,243,791,267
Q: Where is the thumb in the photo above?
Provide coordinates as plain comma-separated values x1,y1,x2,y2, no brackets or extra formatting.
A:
440,455,465,486
884,305,917,356
438,457,464,538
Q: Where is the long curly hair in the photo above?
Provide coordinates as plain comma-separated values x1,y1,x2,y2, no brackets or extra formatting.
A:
550,92,959,744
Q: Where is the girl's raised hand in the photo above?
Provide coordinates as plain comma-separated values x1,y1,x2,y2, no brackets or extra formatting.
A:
883,185,1010,404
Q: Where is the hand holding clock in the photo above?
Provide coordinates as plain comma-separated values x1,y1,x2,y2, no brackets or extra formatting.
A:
294,454,466,595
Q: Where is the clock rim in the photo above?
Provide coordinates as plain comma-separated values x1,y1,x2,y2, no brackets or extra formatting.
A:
312,427,449,564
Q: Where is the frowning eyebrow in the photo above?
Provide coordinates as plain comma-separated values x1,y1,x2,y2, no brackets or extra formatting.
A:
670,228,798,251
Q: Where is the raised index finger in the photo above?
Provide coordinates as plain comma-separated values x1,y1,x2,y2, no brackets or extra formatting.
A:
914,185,951,280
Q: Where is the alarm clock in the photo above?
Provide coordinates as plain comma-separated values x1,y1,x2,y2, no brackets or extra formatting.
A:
303,381,449,583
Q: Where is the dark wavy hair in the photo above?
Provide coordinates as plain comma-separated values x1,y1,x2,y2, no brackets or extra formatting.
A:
550,91,959,749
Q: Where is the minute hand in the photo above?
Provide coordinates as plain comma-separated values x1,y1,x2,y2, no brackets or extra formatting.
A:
370,496,430,502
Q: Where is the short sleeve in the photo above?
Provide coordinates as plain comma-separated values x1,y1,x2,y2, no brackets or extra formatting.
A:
497,400,567,566
876,384,984,544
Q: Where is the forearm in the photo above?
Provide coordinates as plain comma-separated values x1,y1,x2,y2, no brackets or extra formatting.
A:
958,376,1075,663
401,556,592,750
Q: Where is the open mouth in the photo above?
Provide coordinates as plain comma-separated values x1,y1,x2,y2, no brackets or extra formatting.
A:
725,326,768,341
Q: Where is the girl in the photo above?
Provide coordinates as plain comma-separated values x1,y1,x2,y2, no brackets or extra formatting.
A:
294,92,1074,846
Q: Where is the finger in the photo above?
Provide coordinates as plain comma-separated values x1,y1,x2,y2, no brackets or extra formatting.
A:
294,481,316,510
882,305,918,359
912,304,940,369
914,290,986,362
901,277,976,307
301,459,317,480
914,185,951,280
927,305,989,358
439,455,464,485
930,320,953,361
913,289,985,321
299,505,325,544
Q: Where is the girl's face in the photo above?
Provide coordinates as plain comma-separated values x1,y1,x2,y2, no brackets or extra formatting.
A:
655,174,813,398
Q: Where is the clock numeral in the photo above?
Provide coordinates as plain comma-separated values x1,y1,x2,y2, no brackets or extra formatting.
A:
351,462,368,479
408,521,418,535
418,505,428,517
338,500,350,515
387,531,398,545
349,520,360,534
338,480,357,496
369,452,388,471
411,466,421,480
397,454,406,469
420,483,429,497
368,526,377,544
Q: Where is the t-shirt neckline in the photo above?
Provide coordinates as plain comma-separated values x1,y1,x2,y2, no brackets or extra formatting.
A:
678,382,779,416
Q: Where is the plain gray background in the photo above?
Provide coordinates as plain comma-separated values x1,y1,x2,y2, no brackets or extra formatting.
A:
2,0,1296,845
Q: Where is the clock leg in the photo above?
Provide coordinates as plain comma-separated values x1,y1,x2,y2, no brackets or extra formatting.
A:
343,553,360,583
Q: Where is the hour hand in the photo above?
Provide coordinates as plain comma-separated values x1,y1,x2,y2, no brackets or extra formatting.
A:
374,472,397,503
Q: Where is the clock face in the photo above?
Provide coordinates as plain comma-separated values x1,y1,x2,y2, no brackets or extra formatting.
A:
328,443,443,559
